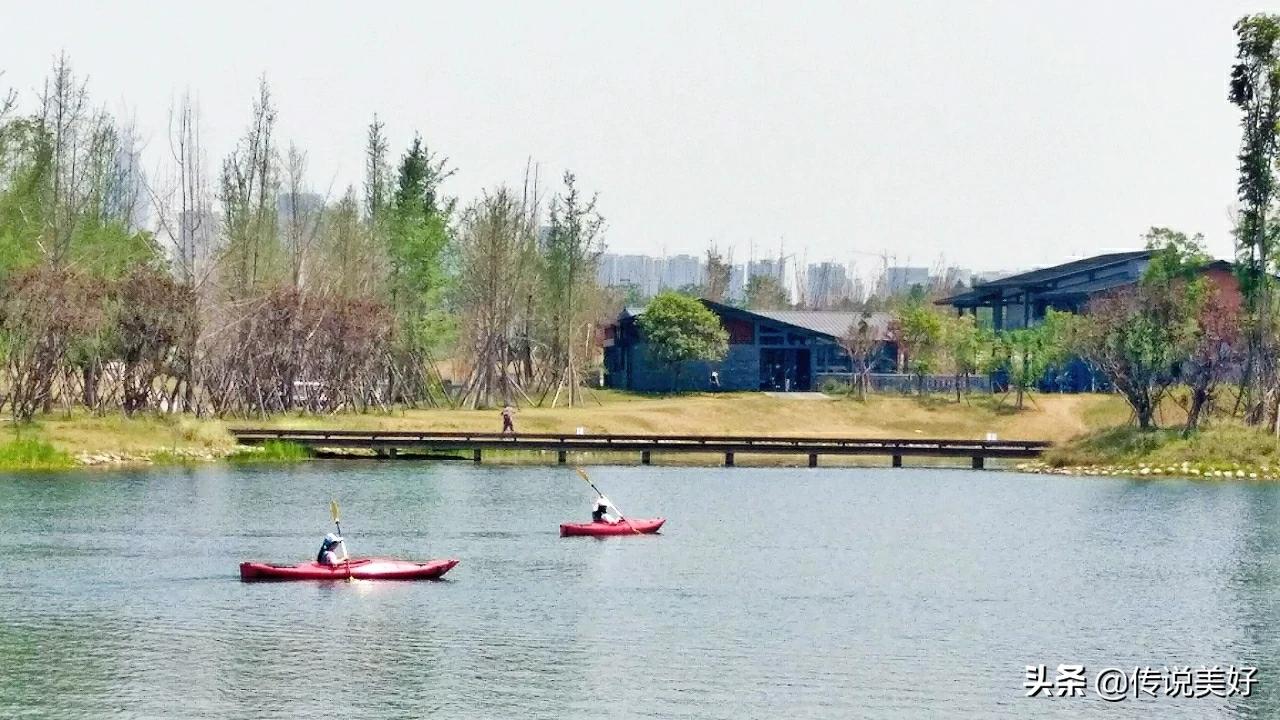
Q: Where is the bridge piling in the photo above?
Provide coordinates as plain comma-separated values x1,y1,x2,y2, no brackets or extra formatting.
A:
228,429,1049,469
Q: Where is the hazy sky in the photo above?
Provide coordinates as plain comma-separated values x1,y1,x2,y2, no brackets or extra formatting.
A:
0,1,1266,274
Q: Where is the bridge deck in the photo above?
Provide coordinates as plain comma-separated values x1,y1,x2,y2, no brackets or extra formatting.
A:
230,429,1048,466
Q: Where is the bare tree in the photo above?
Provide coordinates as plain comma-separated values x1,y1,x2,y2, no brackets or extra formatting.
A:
281,143,324,289
148,91,214,413
457,187,539,408
219,77,280,297
152,92,214,286
839,312,882,399
704,244,731,302
539,171,604,407
37,53,114,264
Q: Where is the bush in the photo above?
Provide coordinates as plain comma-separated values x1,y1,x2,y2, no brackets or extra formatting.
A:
228,440,312,463
820,377,851,395
0,437,75,470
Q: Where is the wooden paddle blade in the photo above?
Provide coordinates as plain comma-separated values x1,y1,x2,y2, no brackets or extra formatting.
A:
330,499,340,524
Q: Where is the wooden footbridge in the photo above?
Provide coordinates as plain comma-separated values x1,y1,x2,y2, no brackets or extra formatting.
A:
229,429,1049,469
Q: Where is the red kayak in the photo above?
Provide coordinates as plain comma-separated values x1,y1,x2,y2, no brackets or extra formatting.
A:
559,517,665,537
239,557,459,582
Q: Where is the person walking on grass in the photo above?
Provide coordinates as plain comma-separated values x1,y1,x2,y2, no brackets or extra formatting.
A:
501,403,516,434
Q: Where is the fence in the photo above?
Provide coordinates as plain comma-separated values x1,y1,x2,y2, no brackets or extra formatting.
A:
815,373,995,395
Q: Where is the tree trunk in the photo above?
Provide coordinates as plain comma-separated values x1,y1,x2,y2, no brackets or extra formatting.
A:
82,363,98,409
1184,385,1209,438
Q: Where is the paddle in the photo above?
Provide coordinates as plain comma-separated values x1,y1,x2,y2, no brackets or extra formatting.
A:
574,467,641,535
329,499,355,582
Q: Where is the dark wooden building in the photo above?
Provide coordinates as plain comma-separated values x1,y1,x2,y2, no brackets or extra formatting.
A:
602,300,896,392
937,250,1155,330
937,250,1242,329
937,250,1245,392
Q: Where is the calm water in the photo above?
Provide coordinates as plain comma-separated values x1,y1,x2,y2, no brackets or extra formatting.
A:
2,462,1279,718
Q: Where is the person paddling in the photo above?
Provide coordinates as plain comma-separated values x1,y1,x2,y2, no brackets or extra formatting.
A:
316,532,345,566
591,495,621,524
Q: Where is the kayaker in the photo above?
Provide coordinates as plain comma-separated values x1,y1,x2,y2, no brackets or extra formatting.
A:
316,533,345,565
591,495,620,524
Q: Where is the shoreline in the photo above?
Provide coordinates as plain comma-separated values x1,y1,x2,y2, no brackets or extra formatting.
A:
57,448,1280,479
2,393,1273,478
1018,460,1277,481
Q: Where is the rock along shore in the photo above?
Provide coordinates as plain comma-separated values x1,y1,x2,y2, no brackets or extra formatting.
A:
1016,460,1276,481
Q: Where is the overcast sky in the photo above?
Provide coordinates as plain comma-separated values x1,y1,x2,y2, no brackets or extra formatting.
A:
0,1,1265,275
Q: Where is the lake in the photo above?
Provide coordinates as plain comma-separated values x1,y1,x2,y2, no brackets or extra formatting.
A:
1,462,1277,718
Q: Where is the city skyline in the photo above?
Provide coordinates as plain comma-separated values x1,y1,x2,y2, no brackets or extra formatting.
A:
595,250,981,303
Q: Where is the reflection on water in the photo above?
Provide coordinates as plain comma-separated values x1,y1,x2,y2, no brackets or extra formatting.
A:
0,462,1278,718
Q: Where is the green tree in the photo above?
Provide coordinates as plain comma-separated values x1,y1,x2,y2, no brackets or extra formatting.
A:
892,302,944,394
540,171,604,406
942,313,994,402
1072,232,1208,429
387,134,454,357
1229,14,1280,424
745,274,789,310
997,311,1071,410
638,292,728,390
219,77,281,296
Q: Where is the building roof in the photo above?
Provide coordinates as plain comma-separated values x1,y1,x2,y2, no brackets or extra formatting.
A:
936,249,1154,306
1036,275,1137,300
975,250,1152,289
749,309,892,339
617,300,892,340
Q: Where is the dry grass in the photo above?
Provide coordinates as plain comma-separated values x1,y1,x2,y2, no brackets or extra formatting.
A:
5,412,235,457
247,390,1125,443
1045,421,1280,471
3,391,1129,467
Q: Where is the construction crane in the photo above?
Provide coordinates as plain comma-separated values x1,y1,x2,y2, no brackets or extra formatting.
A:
847,248,896,298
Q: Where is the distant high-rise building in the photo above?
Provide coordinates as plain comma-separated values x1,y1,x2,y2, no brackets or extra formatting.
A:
278,192,325,226
727,265,746,301
747,258,787,282
935,266,971,292
805,262,853,309
850,277,867,304
663,254,703,290
971,269,1014,285
597,253,662,296
880,266,930,297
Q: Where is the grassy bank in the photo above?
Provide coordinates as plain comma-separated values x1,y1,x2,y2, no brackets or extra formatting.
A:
4,391,1272,477
0,437,75,470
228,440,313,463
1041,422,1280,478
0,391,1130,471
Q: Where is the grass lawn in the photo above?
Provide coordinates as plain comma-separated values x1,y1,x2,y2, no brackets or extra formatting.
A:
1044,422,1280,472
0,390,1131,470
244,390,1130,443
